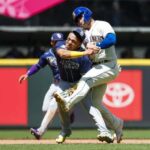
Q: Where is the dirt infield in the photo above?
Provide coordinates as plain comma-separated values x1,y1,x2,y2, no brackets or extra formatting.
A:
0,139,150,144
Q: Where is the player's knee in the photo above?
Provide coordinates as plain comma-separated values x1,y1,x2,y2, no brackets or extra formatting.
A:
48,102,58,111
42,106,48,112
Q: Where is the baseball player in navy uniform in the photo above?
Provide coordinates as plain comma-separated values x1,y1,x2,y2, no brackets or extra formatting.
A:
19,33,66,139
54,7,124,143
19,33,63,112
54,28,114,143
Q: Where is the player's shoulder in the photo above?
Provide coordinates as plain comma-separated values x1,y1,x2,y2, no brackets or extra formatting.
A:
44,48,52,55
41,48,53,58
95,20,110,26
55,40,66,49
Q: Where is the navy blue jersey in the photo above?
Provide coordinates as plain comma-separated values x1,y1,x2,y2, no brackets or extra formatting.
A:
36,48,60,80
54,41,92,82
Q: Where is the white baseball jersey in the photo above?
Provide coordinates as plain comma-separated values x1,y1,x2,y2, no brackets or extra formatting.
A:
84,21,117,63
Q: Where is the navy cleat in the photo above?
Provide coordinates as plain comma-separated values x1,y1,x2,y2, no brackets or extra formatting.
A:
30,128,41,140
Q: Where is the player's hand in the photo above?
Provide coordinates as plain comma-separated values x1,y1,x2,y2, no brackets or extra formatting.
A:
18,74,28,84
84,48,96,55
86,43,101,53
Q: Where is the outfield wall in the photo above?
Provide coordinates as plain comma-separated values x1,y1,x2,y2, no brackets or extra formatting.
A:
0,59,150,128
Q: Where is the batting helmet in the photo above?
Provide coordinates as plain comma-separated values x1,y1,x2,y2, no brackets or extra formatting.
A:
51,33,64,41
72,6,93,23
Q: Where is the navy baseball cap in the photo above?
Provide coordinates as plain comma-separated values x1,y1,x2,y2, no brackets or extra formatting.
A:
51,33,64,41
72,28,85,42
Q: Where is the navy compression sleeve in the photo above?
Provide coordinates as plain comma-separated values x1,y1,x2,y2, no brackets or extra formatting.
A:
27,64,40,76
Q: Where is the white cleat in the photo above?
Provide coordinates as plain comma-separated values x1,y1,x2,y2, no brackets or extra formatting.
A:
55,131,71,144
53,92,70,112
97,132,114,143
114,119,124,143
56,135,66,144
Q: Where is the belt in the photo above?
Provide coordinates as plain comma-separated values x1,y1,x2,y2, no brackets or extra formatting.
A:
93,60,111,65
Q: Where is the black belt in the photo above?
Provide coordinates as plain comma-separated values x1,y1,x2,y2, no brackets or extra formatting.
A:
93,60,111,65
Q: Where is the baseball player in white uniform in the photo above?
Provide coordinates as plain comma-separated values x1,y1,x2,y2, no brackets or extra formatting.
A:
54,6,124,143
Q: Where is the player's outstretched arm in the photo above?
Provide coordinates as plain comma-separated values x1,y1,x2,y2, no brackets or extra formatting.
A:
18,74,28,84
18,64,41,84
57,48,96,59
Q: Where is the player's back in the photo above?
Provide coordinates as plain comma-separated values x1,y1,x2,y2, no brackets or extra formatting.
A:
85,20,117,63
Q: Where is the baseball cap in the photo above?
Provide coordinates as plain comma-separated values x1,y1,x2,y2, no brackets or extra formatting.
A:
72,28,85,42
51,33,64,41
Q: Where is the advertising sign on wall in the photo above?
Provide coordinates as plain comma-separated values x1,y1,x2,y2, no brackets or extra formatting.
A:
103,70,143,121
0,68,28,125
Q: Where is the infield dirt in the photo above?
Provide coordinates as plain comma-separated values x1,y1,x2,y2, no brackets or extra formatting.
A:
0,139,150,144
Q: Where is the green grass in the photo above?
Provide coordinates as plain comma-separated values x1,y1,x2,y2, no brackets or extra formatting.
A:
0,129,150,150
0,129,150,139
0,144,150,150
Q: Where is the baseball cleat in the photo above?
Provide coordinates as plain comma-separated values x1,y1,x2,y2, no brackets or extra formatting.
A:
30,128,41,140
53,92,70,112
56,131,71,144
97,132,114,143
56,135,66,144
114,119,124,143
